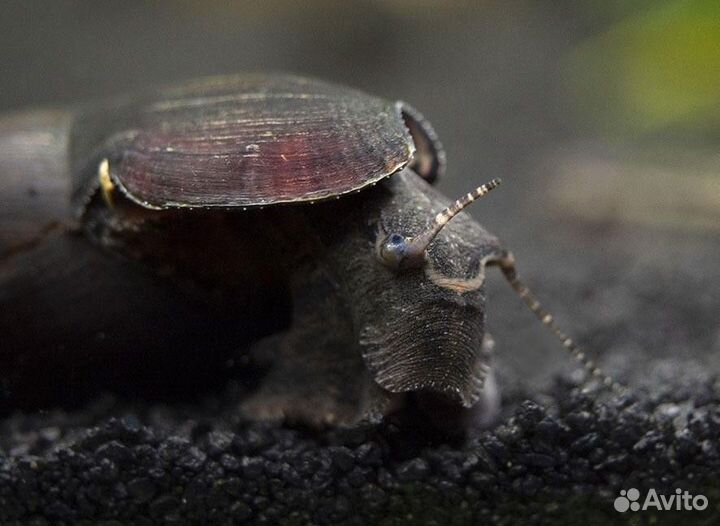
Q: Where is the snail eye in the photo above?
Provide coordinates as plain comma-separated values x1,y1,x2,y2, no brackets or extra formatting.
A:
388,233,405,245
377,232,409,269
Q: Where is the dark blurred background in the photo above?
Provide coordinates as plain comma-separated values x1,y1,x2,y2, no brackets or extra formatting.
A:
2,0,718,390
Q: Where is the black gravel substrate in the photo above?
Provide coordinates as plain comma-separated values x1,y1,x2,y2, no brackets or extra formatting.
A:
1,359,719,525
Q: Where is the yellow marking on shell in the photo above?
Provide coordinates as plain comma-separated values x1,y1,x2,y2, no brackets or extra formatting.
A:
98,159,115,208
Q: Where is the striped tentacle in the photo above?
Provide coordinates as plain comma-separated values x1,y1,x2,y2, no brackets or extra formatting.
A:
498,255,625,395
407,178,502,259
432,178,502,233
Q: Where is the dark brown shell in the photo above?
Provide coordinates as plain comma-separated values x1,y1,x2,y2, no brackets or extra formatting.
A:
71,74,441,210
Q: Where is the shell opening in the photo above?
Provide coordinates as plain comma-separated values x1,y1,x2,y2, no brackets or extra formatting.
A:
399,103,446,184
